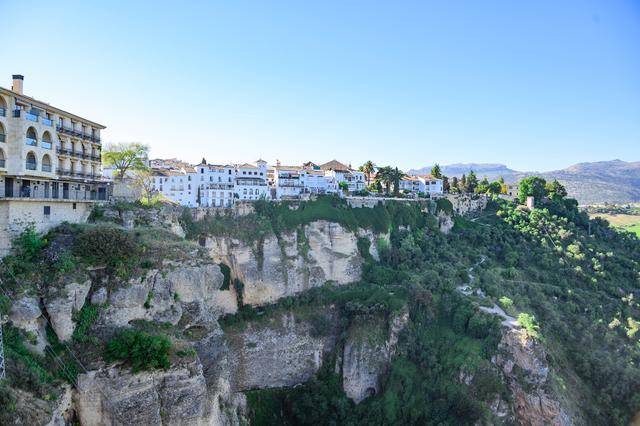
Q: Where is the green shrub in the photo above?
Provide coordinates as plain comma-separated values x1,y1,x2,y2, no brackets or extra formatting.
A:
104,330,171,373
13,225,46,260
219,263,232,290
72,305,100,344
73,225,139,267
517,313,540,339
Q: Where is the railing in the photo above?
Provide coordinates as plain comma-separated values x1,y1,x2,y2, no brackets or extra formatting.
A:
41,141,52,150
57,148,72,155
42,117,53,126
57,168,71,176
26,138,37,146
26,162,37,170
0,134,5,143
25,112,38,122
42,164,52,172
0,159,5,168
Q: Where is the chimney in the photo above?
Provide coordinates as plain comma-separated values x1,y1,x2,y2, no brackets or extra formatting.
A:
12,75,24,94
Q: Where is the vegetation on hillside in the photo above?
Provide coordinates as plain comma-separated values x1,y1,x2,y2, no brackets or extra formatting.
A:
237,191,639,425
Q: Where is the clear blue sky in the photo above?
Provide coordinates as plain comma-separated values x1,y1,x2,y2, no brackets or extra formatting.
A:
1,0,639,171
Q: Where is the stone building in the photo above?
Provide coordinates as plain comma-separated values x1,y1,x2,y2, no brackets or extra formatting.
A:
0,75,110,253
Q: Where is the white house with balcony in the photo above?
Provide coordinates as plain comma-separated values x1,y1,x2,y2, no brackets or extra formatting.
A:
0,74,110,254
235,159,268,200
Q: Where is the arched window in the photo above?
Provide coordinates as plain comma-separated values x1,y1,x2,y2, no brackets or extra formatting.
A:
26,127,37,146
0,149,5,168
0,122,5,143
42,154,52,172
0,95,7,116
26,152,37,170
41,131,53,150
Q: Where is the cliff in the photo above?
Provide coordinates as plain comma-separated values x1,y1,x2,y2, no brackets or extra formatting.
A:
1,196,602,425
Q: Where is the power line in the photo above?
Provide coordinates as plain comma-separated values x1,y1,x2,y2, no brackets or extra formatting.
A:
0,262,127,425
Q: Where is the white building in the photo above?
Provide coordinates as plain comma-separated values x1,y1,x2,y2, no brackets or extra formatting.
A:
415,174,444,196
195,162,235,207
151,167,197,206
319,160,365,192
235,159,268,201
273,166,304,199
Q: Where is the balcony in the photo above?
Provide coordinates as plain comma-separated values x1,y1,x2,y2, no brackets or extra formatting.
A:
25,112,38,122
0,134,5,143
0,159,5,168
42,164,52,172
26,162,37,171
0,108,5,117
41,141,53,150
26,138,37,146
57,148,72,156
42,117,53,126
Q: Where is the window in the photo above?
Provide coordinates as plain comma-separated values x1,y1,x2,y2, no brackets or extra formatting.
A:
26,152,37,170
72,203,77,210
44,206,51,216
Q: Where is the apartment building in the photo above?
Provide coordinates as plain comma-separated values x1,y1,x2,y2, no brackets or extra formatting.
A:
0,75,110,252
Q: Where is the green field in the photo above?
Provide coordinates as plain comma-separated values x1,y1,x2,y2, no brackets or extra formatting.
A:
625,223,640,237
593,213,640,237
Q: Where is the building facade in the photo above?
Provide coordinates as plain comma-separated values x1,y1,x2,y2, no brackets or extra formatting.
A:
0,75,110,253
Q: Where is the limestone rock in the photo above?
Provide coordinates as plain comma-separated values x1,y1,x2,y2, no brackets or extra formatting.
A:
75,358,219,426
8,296,47,353
44,280,91,341
225,311,340,391
101,263,235,328
206,220,363,306
91,287,108,305
493,328,572,426
341,308,409,403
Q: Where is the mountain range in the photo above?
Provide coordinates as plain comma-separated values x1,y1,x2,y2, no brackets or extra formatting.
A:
408,159,640,205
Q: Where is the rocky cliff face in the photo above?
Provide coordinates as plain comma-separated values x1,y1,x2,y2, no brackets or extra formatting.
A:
339,308,409,403
493,328,573,426
206,221,367,306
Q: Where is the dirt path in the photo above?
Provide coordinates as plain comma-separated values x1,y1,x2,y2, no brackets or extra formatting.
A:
457,256,518,328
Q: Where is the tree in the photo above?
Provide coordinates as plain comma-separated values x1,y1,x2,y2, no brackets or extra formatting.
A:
391,167,406,196
131,170,156,205
459,174,467,193
486,181,502,195
431,164,442,179
376,166,394,195
361,161,375,186
102,142,149,181
466,170,478,193
442,175,450,193
450,176,459,193
518,176,548,204
546,179,567,200
476,177,490,194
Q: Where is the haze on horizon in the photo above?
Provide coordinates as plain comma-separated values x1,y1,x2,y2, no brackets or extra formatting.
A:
1,0,639,172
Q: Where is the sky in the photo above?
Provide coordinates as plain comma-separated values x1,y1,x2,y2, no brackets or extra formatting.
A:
1,0,639,172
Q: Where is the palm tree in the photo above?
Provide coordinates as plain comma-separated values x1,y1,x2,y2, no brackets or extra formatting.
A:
390,167,406,196
375,166,394,195
361,160,375,186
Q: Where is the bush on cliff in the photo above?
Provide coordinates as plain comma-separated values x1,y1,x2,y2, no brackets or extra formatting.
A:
105,330,172,373
73,225,139,268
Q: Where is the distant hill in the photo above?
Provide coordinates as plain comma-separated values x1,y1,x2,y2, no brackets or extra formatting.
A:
408,160,640,205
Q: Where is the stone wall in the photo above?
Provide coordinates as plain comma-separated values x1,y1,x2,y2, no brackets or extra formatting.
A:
0,199,93,256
